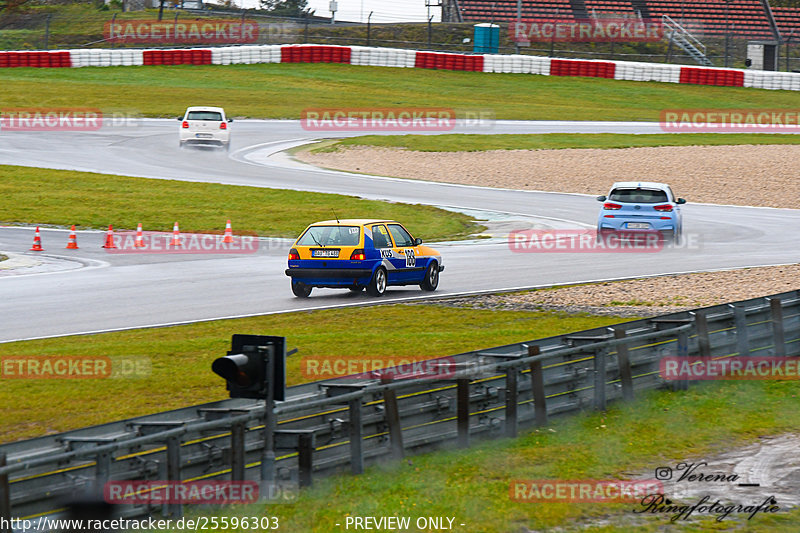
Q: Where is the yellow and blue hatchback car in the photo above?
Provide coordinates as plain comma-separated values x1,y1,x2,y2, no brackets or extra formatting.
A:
285,219,444,298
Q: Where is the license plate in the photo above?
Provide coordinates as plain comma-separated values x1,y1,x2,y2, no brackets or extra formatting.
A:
626,223,650,229
312,249,339,258
195,133,212,139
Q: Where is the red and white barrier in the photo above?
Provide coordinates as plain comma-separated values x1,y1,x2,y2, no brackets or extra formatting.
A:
1,43,797,91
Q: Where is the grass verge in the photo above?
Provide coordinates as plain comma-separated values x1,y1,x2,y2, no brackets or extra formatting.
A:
206,380,800,532
2,63,800,121
0,165,480,240
317,132,800,152
0,304,631,443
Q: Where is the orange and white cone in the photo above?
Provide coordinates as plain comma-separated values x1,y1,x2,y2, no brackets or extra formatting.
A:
169,221,182,247
65,225,79,249
222,219,234,243
30,226,44,251
101,224,117,249
134,223,146,248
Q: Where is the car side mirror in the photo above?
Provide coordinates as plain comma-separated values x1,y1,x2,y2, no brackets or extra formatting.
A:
227,118,233,123
414,238,422,245
596,195,607,202
177,117,183,121
676,198,686,204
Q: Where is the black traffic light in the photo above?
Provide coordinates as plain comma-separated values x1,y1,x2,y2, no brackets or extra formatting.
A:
212,334,286,401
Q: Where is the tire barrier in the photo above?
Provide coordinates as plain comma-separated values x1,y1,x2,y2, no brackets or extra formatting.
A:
1,43,798,91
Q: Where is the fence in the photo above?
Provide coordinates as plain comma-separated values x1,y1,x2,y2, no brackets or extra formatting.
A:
1,289,798,526
3,8,800,69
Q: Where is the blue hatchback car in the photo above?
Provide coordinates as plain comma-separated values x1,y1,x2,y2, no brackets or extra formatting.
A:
285,219,444,298
596,182,686,242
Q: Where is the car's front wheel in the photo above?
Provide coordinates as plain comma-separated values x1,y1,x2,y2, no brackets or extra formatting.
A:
420,262,440,291
366,267,387,297
291,281,312,298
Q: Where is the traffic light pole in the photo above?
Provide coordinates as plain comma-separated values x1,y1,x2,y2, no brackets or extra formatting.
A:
260,345,277,498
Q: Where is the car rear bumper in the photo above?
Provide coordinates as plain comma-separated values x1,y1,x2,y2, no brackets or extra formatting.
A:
285,268,372,279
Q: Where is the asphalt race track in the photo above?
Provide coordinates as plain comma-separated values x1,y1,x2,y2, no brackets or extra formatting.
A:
1,119,799,342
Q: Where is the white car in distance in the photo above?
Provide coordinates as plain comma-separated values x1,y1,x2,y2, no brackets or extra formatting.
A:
178,106,232,150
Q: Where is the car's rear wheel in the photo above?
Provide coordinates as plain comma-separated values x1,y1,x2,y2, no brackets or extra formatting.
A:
366,268,387,297
420,262,439,291
291,281,312,298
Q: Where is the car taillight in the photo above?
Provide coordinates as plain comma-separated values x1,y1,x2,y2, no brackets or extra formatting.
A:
603,202,622,210
181,121,189,128
350,249,366,261
654,204,673,212
220,122,227,130
288,248,300,260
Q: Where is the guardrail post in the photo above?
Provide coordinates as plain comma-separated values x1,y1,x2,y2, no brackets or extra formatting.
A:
674,330,689,391
694,311,711,358
505,366,518,438
733,303,750,356
457,379,471,448
769,297,786,357
166,437,182,518
94,450,111,502
231,421,246,481
298,433,314,488
613,328,634,402
528,346,547,426
0,452,10,533
261,402,277,497
593,348,607,410
348,398,364,475
382,385,404,460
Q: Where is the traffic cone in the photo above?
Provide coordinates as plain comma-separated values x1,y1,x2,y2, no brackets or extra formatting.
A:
30,226,44,251
65,225,79,249
222,219,234,243
169,221,182,247
134,223,146,248
101,224,117,249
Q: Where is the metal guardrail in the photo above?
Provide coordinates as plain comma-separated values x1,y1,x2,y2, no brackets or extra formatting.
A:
1,290,799,526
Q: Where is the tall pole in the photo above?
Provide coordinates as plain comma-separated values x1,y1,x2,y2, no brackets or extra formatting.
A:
367,11,373,47
516,0,521,54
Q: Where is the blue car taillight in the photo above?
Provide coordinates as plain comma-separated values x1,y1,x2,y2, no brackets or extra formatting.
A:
350,249,366,261
653,204,674,212
288,248,300,260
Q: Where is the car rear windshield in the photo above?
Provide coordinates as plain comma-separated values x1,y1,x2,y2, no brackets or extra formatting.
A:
186,111,223,121
297,226,360,247
609,188,669,204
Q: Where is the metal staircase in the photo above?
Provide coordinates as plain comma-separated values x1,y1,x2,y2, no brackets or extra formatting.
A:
663,15,714,66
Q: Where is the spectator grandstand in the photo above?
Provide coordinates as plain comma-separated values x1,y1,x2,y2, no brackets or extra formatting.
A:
458,0,792,40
